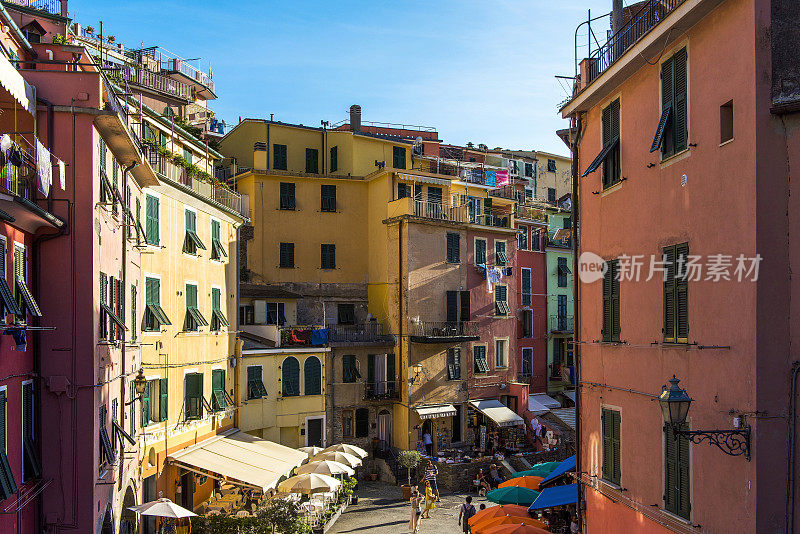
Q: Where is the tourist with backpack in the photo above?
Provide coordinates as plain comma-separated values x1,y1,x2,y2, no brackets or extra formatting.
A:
458,495,477,533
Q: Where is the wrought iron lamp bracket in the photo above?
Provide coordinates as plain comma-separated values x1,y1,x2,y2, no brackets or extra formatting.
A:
675,427,751,461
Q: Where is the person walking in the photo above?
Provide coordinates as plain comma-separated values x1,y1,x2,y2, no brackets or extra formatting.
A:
422,430,433,457
409,488,423,533
458,495,477,534
422,480,435,518
419,459,440,501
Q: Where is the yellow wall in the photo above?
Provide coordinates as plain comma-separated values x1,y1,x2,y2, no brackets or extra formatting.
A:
238,349,327,448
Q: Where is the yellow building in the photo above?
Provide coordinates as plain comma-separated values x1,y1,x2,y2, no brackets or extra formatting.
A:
133,103,246,512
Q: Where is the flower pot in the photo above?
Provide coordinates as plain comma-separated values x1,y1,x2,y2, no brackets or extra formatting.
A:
401,484,414,500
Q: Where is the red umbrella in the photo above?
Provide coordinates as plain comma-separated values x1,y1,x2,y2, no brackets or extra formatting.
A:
482,524,551,534
468,504,531,526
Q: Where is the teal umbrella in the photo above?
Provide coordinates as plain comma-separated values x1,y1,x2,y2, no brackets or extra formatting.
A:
486,486,541,506
511,462,561,479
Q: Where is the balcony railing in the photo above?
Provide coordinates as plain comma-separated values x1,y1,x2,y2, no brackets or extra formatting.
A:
547,231,571,248
148,152,244,215
364,380,401,400
584,0,686,86
409,321,479,342
328,323,395,344
104,65,192,102
3,0,64,15
0,162,34,201
406,199,513,229
515,204,547,222
489,184,516,200
549,315,574,333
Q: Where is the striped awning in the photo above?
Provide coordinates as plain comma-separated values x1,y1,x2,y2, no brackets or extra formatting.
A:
415,404,457,420
0,51,34,116
398,173,450,186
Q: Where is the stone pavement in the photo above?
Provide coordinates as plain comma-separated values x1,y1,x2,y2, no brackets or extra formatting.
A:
328,481,491,534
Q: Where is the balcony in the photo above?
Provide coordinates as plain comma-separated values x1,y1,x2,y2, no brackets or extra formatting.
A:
546,230,571,249
388,197,513,229
3,0,65,16
364,380,401,401
515,204,547,223
328,323,395,345
148,151,244,215
104,65,192,102
409,321,479,344
549,315,574,334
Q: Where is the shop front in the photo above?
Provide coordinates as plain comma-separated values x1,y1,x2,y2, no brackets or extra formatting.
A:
412,404,458,456
467,399,527,455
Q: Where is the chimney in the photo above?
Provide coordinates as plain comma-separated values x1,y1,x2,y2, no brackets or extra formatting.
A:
350,105,361,132
612,0,623,35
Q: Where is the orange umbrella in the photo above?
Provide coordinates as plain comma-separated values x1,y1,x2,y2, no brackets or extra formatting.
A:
482,523,551,534
499,476,544,491
469,505,531,526
472,515,548,534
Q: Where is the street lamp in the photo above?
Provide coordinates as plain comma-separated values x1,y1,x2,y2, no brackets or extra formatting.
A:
659,375,751,461
125,369,148,405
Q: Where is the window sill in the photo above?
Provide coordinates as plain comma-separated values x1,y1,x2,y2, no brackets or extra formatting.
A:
601,180,624,197
278,266,296,269
719,138,734,147
659,509,692,525
660,147,691,168
278,208,297,212
495,366,508,370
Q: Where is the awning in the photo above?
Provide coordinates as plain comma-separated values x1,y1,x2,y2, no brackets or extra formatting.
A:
0,51,34,116
415,404,457,420
527,395,550,416
529,393,561,410
539,455,576,488
528,483,577,511
167,429,306,493
549,407,576,430
469,399,524,427
398,172,450,186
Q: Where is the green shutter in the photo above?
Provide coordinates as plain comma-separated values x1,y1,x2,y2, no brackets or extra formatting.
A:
611,261,620,340
0,390,5,452
212,288,221,311
476,239,486,265
186,284,197,309
130,285,137,341
612,410,621,484
675,243,689,342
460,291,470,322
673,49,688,152
367,354,375,387
446,291,458,323
146,196,159,245
602,410,612,481
185,210,196,233
665,423,690,518
304,357,321,395
159,378,168,422
141,381,150,426
129,382,136,437
663,246,676,342
212,220,220,242
282,358,300,396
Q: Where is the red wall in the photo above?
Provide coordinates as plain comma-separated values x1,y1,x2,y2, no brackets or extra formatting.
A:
516,222,548,393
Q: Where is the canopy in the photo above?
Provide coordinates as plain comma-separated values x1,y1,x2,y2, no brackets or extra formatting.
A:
312,450,362,468
323,443,368,459
539,455,576,488
528,393,560,410
511,462,561,479
296,459,354,477
499,476,543,491
526,396,550,416
415,404,457,420
486,486,540,506
0,50,35,116
528,483,578,511
549,407,576,430
469,399,524,427
278,473,341,495
128,498,197,518
167,429,306,493
468,504,531,527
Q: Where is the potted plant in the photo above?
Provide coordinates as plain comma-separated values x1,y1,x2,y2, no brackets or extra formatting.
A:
85,26,94,35
397,450,421,500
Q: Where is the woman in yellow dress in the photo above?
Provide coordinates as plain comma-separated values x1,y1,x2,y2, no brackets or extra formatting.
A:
422,480,435,518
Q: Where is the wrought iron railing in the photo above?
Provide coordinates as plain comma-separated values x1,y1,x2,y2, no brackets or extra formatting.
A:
410,200,512,229
409,321,479,339
3,0,64,15
328,323,395,344
364,380,401,400
549,315,574,332
104,65,192,101
585,0,686,86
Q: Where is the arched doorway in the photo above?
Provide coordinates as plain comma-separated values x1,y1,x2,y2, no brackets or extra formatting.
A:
120,485,137,534
377,409,392,445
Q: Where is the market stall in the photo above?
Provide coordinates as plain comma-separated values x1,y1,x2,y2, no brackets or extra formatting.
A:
468,399,526,454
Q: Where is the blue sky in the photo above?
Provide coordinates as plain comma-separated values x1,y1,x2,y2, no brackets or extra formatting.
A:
70,0,618,156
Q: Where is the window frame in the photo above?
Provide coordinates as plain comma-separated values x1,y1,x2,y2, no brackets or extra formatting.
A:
273,144,287,171
521,347,533,377
446,232,460,264
601,408,622,485
473,344,489,374
321,184,337,212
392,146,406,170
494,338,508,368
474,238,487,265
246,365,268,400
279,242,295,269
495,240,507,266
279,182,296,210
321,243,336,270
494,284,509,316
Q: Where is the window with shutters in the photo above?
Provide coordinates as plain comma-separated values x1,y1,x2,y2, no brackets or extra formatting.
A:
582,99,621,186
144,277,171,332
159,378,167,422
304,356,322,395
266,302,286,326
473,345,489,374
495,285,509,316
321,244,336,269
21,382,40,481
521,348,533,377
247,365,268,399
273,144,287,170
342,410,353,437
446,291,470,323
184,373,204,420
547,188,556,203
145,195,159,246
602,408,621,485
355,408,369,438
664,423,691,519
531,229,541,252
183,209,206,255
141,378,151,427
656,48,688,159
0,236,12,322
98,404,115,471
184,283,208,332
663,243,689,343
446,233,460,263
0,389,14,501
131,285,137,341
521,268,532,306
495,240,507,266
557,257,570,287
447,348,461,380
337,303,355,325
282,357,300,396
524,162,534,177
99,273,125,342
321,184,336,212
329,146,338,173
602,259,621,342
100,272,109,340
522,309,533,339
210,287,228,331
342,355,360,383
13,245,40,321
210,219,227,261
279,242,295,268
392,146,406,169
279,182,296,210
475,238,487,265
495,339,507,368
306,148,320,174
518,226,528,251
111,157,119,216
141,379,164,425
547,159,557,172
210,370,228,411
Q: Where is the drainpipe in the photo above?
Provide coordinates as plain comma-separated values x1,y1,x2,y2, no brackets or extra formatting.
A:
789,361,800,534
398,220,405,449
570,113,584,528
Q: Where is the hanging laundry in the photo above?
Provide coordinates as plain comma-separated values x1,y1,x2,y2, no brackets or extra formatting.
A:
470,168,482,184
496,170,510,186
3,327,26,351
58,160,65,190
36,139,52,197
0,134,11,156
310,328,328,346
9,145,22,167
486,266,503,293
484,170,496,187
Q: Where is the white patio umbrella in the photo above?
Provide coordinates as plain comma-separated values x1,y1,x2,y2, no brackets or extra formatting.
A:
298,446,325,458
323,443,368,459
312,451,362,468
296,459,355,477
278,473,341,495
128,498,197,518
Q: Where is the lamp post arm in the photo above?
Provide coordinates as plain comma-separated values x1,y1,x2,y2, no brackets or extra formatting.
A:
676,427,751,461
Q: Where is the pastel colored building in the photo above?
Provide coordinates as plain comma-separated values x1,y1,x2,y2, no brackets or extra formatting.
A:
544,207,574,394
561,0,800,531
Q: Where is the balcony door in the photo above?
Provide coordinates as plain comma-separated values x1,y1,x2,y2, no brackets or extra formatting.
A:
377,410,392,444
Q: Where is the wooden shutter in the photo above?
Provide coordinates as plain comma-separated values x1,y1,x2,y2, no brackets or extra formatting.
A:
159,378,168,422
664,423,690,517
476,239,486,265
675,243,689,342
129,382,136,437
673,49,688,152
611,260,620,340
446,291,458,323
0,390,5,452
663,246,676,342
141,380,150,426
602,263,611,341
602,409,613,481
304,357,321,395
146,196,159,245
387,353,396,393
367,354,375,386
460,291,470,322
282,358,299,396
612,410,621,483
677,424,691,518
522,269,531,305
